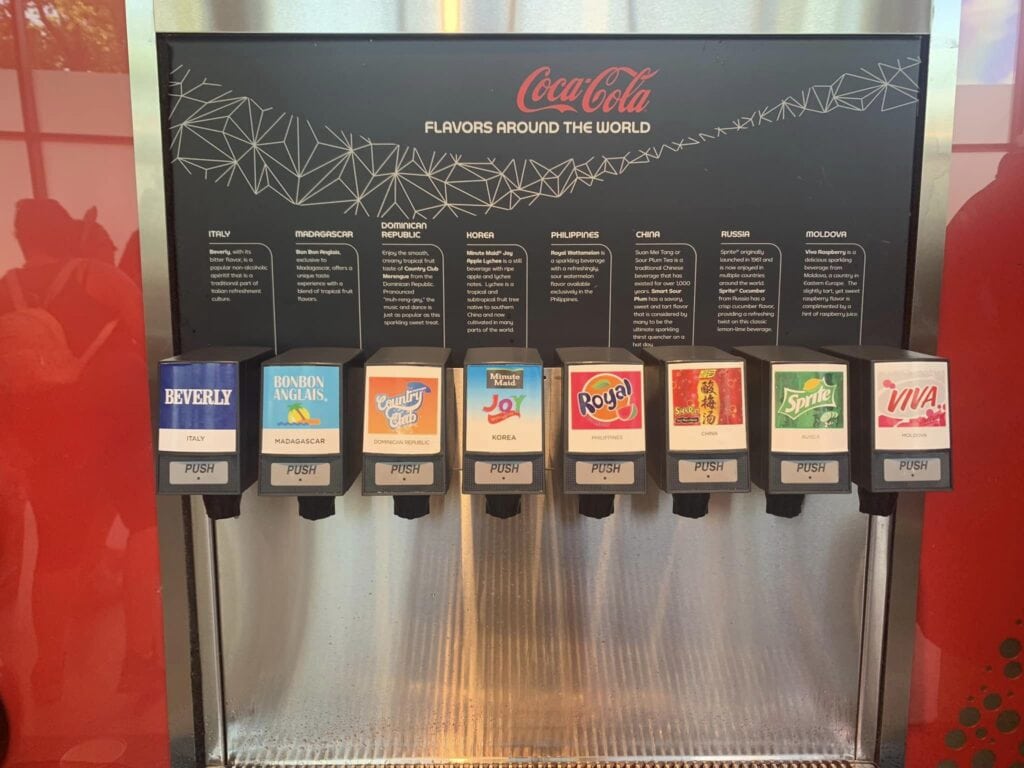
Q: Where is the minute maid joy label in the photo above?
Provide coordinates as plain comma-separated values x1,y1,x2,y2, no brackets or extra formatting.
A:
159,362,238,453
261,365,341,455
465,364,543,453
771,363,848,453
566,364,645,454
363,365,442,455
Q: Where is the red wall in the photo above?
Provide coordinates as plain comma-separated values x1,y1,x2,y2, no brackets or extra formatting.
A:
0,2,170,766
904,2,1024,765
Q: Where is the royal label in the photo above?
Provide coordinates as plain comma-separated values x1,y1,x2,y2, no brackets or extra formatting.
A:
465,364,543,453
668,362,746,452
516,66,658,114
158,362,238,453
771,363,848,454
566,365,645,454
363,365,442,455
873,361,950,450
262,365,341,455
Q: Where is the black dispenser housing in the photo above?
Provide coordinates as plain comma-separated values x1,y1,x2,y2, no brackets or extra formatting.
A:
156,346,273,519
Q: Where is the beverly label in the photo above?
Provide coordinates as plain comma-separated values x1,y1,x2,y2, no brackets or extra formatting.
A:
771,363,848,454
668,362,746,452
566,364,645,454
465,364,543,453
363,365,442,455
261,365,341,455
873,361,950,450
158,362,238,453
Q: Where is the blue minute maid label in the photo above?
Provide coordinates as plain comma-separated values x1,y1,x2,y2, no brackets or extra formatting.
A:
261,366,341,455
465,364,543,453
159,362,238,453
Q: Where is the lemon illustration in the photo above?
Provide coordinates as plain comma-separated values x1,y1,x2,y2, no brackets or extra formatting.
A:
802,377,822,392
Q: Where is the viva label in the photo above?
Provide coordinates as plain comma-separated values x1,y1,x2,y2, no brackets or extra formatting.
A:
261,365,341,455
465,364,543,453
873,361,950,450
771,364,847,453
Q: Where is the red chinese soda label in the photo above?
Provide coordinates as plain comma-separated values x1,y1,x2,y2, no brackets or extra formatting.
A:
672,367,744,428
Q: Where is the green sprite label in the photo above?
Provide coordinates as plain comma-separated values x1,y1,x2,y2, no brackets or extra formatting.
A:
774,371,844,429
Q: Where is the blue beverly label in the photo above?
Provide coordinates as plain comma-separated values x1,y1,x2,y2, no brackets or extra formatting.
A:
158,362,238,453
261,365,341,455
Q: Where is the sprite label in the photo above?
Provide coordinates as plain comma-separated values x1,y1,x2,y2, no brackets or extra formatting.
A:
774,371,844,430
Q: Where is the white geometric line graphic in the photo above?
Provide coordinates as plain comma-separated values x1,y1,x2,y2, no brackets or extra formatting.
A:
168,58,920,220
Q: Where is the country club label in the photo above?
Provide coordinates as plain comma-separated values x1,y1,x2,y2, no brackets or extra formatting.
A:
465,364,543,453
771,363,848,454
668,362,747,452
363,365,442,455
261,365,341,455
566,365,645,454
873,361,950,450
158,362,238,453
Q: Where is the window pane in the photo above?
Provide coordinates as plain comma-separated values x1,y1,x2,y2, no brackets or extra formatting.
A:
0,140,31,274
948,151,1005,218
34,70,132,136
22,0,127,73
41,141,138,259
958,0,1020,85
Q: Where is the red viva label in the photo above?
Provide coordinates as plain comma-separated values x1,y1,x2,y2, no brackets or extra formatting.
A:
879,379,947,427
516,66,658,114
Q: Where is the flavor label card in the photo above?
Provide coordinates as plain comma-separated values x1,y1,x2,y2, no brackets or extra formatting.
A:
873,361,950,451
363,365,442,455
771,363,848,453
158,362,238,453
667,362,746,452
566,364,645,454
465,364,543,454
261,365,341,455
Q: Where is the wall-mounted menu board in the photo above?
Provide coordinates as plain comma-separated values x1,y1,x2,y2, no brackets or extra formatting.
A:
161,35,925,364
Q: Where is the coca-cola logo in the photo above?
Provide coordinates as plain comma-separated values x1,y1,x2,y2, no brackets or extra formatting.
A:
516,66,658,115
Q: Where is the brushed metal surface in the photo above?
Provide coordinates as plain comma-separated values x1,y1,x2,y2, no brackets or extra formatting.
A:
216,479,869,762
880,0,961,765
154,0,930,34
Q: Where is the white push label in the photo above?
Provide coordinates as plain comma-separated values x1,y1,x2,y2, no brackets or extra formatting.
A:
780,460,840,484
473,461,533,485
374,461,435,486
270,462,331,487
883,458,942,482
679,459,739,484
169,461,228,485
575,460,635,485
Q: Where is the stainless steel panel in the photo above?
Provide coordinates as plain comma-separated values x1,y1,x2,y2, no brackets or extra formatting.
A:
154,0,930,34
879,0,961,764
216,481,868,762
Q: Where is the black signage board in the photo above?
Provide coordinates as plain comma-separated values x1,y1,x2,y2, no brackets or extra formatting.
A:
160,35,925,364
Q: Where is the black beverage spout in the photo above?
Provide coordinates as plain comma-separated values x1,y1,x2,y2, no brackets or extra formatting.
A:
858,487,898,517
485,494,522,519
394,495,431,520
298,496,336,521
765,494,805,519
672,492,711,519
578,493,615,519
203,494,242,520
